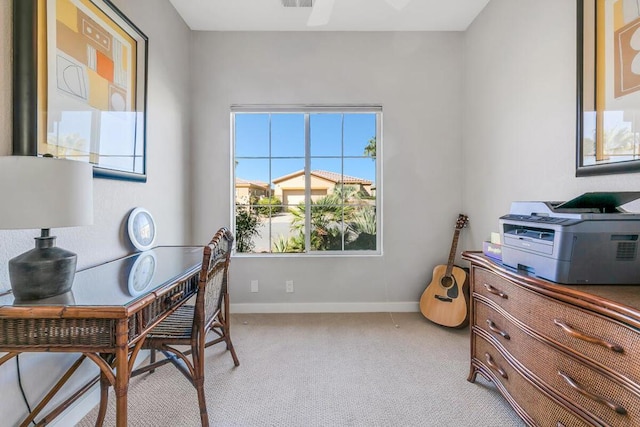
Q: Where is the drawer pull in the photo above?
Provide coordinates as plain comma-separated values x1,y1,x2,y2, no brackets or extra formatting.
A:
558,371,627,415
484,353,508,379
553,320,624,353
486,319,510,340
483,284,508,299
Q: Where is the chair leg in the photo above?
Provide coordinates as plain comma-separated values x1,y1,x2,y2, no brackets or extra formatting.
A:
195,376,209,427
222,294,240,366
193,342,209,427
221,293,231,351
225,329,240,367
149,348,156,374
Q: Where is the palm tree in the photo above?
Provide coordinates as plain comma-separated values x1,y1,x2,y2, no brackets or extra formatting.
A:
272,235,302,253
289,199,341,251
345,207,376,250
287,184,363,251
363,136,376,158
348,207,376,235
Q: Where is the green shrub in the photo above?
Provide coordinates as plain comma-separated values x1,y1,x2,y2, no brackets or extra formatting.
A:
235,207,260,253
255,196,283,216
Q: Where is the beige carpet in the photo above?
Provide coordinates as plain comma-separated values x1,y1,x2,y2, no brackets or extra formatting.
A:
77,312,524,426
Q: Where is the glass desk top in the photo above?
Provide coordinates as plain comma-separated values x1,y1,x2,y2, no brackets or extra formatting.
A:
0,246,203,308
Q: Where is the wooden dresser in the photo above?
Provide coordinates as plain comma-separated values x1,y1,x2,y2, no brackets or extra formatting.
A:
462,251,640,427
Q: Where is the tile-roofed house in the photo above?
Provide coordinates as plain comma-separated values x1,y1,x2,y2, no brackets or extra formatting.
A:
235,178,271,204
272,170,373,205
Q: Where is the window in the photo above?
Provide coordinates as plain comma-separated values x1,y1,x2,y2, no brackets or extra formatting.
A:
232,106,381,255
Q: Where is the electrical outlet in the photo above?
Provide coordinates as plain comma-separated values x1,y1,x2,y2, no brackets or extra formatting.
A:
251,280,259,293
285,280,294,293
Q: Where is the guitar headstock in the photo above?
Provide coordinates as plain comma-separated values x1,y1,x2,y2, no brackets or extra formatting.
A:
456,214,469,230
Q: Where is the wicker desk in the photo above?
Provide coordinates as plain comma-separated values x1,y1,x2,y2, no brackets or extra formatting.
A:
0,246,204,427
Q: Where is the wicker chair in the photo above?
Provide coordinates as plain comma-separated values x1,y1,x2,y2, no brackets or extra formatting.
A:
129,227,240,426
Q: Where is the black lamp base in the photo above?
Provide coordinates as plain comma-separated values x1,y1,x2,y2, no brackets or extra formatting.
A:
12,290,76,306
9,230,77,301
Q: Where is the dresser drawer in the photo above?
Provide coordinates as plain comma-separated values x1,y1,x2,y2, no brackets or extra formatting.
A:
473,333,593,427
473,266,640,387
475,299,638,427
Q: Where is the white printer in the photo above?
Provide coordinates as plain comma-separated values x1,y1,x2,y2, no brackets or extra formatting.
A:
499,192,640,284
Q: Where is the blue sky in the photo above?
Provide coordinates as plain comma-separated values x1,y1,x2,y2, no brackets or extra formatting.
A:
235,113,376,185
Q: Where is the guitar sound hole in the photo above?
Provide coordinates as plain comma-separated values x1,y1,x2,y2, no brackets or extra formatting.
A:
440,275,454,289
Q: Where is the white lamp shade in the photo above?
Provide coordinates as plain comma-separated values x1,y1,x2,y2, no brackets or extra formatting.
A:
0,156,94,230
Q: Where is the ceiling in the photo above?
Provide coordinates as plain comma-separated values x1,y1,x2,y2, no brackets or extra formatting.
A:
168,0,491,32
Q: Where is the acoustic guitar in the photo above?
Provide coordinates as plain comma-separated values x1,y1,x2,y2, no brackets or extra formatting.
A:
419,214,470,328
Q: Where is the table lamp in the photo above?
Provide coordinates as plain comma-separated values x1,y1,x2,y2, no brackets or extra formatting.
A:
0,156,93,301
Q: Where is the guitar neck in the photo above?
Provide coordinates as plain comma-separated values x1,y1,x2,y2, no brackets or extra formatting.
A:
445,229,461,277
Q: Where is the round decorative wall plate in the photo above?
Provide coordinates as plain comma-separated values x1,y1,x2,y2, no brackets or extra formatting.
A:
127,250,157,296
127,207,157,251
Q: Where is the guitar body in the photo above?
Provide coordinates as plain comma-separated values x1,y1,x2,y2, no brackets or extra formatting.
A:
419,214,470,328
420,265,469,328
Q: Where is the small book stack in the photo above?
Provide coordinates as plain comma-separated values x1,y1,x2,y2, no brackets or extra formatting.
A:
483,232,502,262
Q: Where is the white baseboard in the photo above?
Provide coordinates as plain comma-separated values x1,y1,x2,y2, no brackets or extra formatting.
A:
50,387,101,427
231,301,419,313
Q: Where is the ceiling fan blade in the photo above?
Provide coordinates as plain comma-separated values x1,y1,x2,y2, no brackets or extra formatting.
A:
307,0,335,27
385,0,411,10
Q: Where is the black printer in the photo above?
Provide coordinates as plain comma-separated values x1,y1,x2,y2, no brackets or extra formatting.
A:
499,192,640,284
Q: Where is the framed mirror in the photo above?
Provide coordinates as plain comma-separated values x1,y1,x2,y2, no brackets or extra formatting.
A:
13,0,148,182
577,0,640,176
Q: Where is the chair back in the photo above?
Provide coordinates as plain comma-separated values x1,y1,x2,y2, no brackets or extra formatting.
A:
194,227,234,339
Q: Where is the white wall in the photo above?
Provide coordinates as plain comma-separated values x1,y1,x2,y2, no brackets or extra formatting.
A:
5,0,640,423
0,0,192,424
462,0,640,249
190,31,466,311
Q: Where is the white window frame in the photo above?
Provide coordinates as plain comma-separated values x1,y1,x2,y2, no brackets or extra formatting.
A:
231,105,382,256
